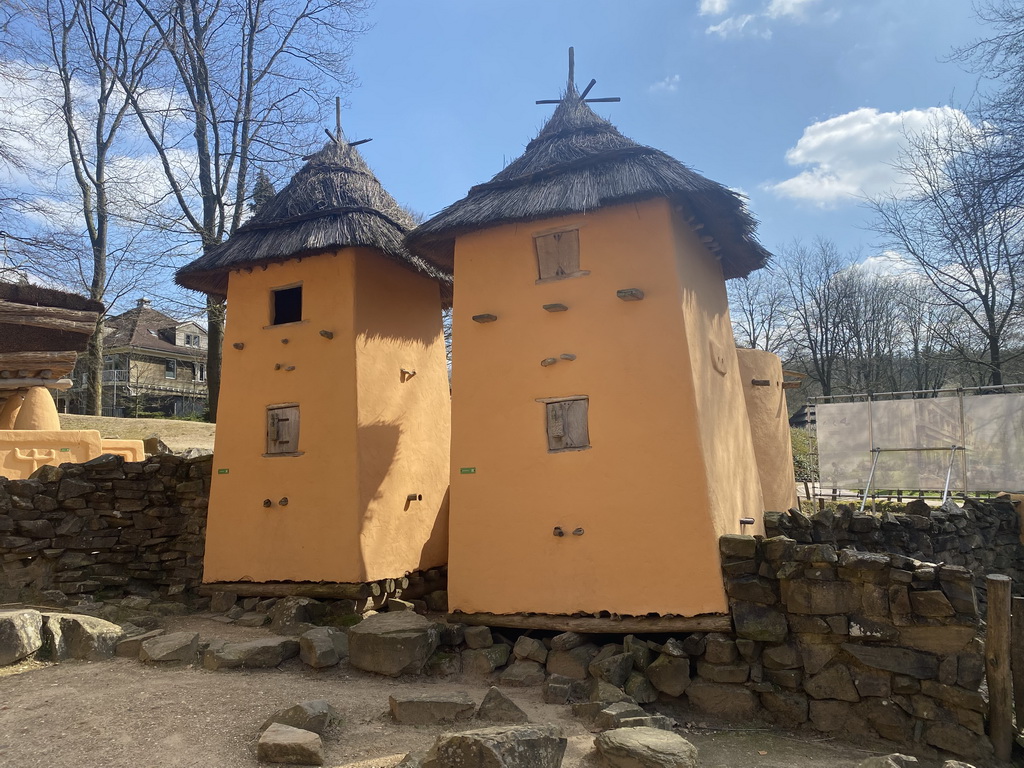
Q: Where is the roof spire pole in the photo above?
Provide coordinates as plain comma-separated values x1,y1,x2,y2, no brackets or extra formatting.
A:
535,48,621,106
336,96,342,138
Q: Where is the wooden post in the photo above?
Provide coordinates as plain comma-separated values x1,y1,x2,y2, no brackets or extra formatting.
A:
986,574,1013,762
1013,596,1024,733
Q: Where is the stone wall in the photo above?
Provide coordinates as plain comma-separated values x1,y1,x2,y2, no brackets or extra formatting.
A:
0,454,210,602
716,533,989,760
765,497,1024,604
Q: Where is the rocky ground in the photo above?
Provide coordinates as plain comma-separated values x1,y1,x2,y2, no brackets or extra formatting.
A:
0,613,963,768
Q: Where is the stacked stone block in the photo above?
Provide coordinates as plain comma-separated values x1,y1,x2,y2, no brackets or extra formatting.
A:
765,498,1024,604
719,533,990,762
0,454,210,601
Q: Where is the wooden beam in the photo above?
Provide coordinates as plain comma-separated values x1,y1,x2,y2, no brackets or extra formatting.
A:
0,378,73,391
199,581,377,600
987,574,1013,762
0,352,77,370
449,611,733,634
0,300,99,335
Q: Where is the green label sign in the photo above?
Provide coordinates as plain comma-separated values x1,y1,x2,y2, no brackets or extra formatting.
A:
59,448,70,452
459,467,476,474
217,468,230,475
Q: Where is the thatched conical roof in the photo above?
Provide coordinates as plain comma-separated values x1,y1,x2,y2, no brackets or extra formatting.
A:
176,139,452,299
407,76,771,279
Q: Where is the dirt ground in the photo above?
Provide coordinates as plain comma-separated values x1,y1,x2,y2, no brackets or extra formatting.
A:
57,414,216,453
0,615,958,768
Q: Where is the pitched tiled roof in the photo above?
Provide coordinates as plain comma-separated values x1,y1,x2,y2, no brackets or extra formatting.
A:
104,303,201,355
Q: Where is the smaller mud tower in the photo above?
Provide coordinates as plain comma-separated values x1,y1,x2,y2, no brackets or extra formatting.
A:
177,136,452,586
408,50,772,618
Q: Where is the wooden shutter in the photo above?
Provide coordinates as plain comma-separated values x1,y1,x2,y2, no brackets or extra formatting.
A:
546,398,589,451
534,230,580,280
266,405,300,455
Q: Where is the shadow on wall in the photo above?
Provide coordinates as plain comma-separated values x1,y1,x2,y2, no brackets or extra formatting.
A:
356,422,449,578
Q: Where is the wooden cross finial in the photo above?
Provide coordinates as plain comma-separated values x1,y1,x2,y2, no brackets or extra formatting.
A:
323,97,373,147
536,47,621,106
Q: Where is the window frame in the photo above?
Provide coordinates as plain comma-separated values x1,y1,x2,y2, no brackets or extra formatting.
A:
537,395,591,453
533,227,589,284
270,283,303,326
164,359,177,379
264,403,303,457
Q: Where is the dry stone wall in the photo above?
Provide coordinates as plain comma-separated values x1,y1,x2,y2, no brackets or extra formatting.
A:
718,533,990,761
765,497,1024,605
0,454,210,602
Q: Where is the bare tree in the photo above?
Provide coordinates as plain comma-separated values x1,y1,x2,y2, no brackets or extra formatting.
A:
1,0,165,414
778,238,852,397
869,111,1024,385
105,0,369,419
727,266,791,356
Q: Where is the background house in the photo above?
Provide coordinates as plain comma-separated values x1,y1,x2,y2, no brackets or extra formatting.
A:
62,298,209,417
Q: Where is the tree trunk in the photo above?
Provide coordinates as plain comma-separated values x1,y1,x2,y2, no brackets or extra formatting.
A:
86,320,103,415
205,296,225,421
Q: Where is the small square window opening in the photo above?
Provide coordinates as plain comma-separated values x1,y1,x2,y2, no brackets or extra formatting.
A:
272,285,302,325
266,404,300,455
165,359,177,379
544,397,590,452
535,230,581,281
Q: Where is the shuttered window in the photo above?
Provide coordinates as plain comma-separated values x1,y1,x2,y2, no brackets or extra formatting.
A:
534,230,582,281
266,404,300,456
543,396,590,452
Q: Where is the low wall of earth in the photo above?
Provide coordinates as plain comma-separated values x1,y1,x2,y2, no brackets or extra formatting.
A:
0,454,210,603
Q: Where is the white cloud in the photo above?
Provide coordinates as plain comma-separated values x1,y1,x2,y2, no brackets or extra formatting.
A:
766,0,818,19
699,0,731,15
766,106,969,206
649,74,681,93
703,0,827,39
706,14,769,39
857,250,916,276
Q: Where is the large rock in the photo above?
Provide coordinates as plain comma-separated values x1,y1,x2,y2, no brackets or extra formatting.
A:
841,644,938,680
645,654,691,697
685,681,758,720
203,637,299,670
299,626,348,668
421,725,566,768
477,686,529,723
40,613,124,661
115,629,165,658
261,700,340,735
499,659,546,687
804,664,859,702
513,636,548,664
269,596,322,634
257,722,324,766
463,644,512,676
546,643,599,679
347,611,438,676
590,652,633,688
732,601,788,643
140,631,199,664
595,726,699,768
389,692,476,725
0,609,43,665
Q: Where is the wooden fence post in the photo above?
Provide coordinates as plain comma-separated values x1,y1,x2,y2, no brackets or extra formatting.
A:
987,574,1013,763
1012,596,1024,732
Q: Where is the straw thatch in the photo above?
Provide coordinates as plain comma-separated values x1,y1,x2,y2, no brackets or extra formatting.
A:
176,139,452,300
407,81,771,279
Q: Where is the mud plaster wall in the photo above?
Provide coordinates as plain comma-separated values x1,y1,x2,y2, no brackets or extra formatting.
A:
0,454,210,601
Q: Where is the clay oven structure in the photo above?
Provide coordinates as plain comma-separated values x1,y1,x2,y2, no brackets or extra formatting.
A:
409,52,773,618
177,136,452,585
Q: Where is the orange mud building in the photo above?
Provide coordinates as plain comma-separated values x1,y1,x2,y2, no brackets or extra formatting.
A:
409,57,775,618
177,139,452,584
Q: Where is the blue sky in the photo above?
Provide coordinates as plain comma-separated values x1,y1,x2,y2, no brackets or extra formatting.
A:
342,0,986,262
